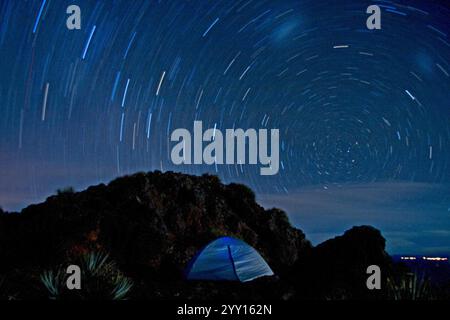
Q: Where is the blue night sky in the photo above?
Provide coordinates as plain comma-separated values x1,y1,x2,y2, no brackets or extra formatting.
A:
0,0,449,254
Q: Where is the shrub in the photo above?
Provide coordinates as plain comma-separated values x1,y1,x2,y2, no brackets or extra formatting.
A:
41,251,133,300
387,272,434,300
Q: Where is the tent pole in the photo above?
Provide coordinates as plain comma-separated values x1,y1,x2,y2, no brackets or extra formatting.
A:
227,245,240,281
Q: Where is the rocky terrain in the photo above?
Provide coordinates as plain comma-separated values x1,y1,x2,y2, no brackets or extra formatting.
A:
0,171,400,300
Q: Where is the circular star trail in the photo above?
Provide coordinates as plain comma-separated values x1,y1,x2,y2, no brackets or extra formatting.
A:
0,1,449,251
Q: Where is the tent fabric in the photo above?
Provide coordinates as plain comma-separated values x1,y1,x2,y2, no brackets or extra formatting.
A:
185,237,274,282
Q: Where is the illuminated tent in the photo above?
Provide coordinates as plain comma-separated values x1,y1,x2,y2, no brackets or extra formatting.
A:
185,237,274,282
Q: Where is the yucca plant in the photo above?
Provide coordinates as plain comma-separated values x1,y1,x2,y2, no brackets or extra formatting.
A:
41,251,133,300
111,276,134,300
40,269,66,299
83,251,109,274
387,272,434,300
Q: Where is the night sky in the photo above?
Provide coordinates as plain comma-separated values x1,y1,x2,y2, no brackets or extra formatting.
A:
0,0,449,254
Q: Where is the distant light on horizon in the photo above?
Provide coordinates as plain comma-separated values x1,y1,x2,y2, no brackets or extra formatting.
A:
401,256,448,261
422,257,448,261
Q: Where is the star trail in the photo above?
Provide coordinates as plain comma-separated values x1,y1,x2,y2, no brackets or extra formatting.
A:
0,0,449,254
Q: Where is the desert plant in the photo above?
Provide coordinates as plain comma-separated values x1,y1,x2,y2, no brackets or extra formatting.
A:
41,251,133,300
111,276,134,300
40,269,66,299
387,272,434,300
82,250,109,274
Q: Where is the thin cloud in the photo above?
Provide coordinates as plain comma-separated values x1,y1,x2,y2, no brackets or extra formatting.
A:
259,182,450,254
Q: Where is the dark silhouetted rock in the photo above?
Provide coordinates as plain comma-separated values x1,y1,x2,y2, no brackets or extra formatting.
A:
293,226,393,299
0,171,399,300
